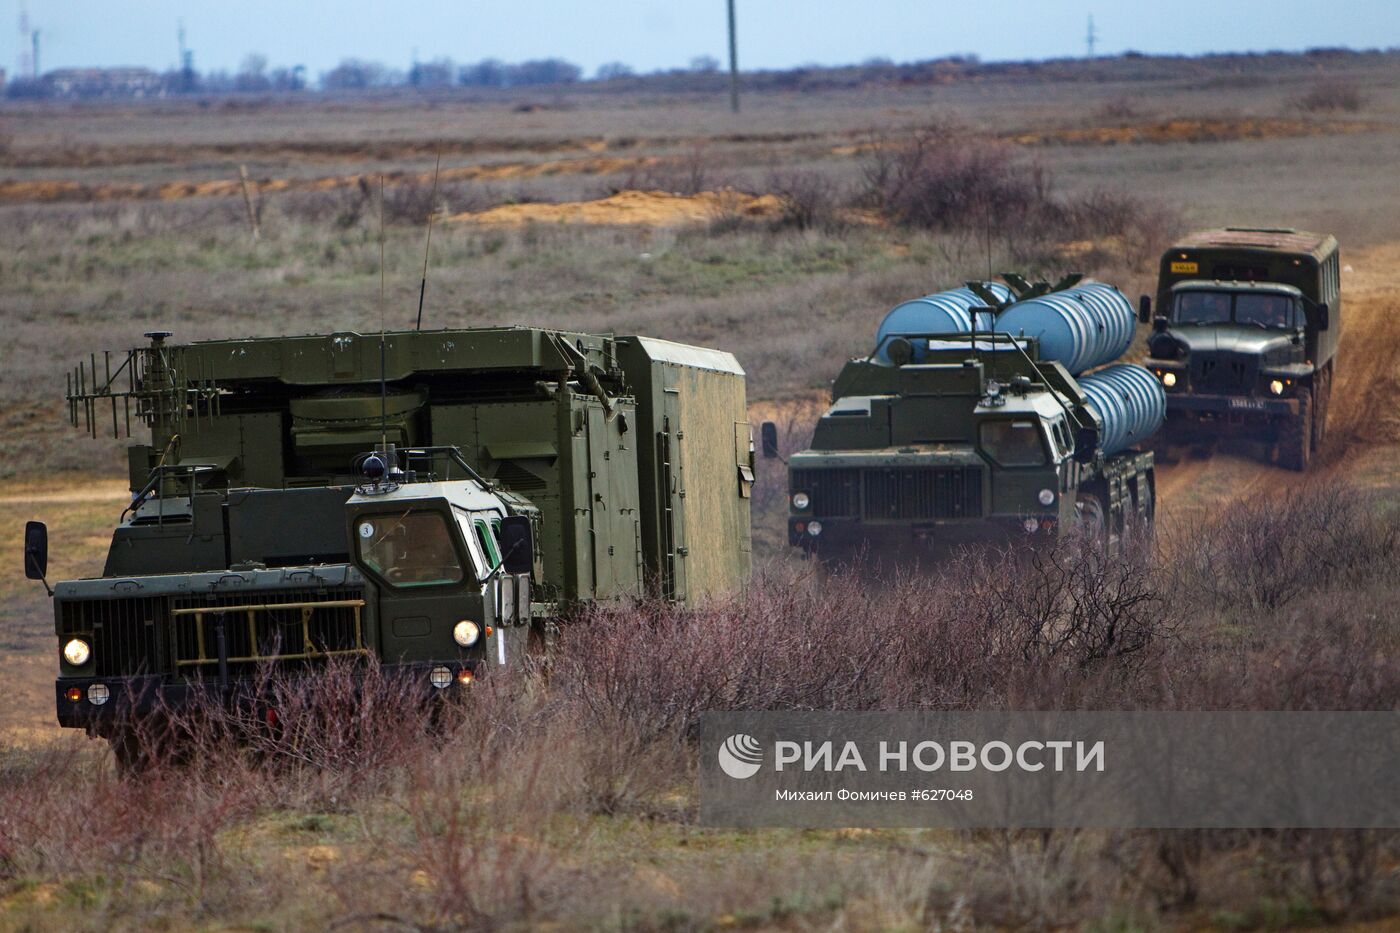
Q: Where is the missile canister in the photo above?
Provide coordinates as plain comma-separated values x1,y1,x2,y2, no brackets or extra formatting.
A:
995,282,1135,374
1078,363,1166,456
875,283,1012,363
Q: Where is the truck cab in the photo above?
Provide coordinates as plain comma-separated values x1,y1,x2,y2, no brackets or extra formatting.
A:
38,447,536,750
1144,228,1340,470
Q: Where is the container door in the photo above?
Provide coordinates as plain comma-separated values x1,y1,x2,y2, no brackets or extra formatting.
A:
658,388,688,602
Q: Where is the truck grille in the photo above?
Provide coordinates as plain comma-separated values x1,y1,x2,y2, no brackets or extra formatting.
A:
60,596,164,679
57,586,367,680
1192,352,1258,394
171,588,367,673
794,466,982,520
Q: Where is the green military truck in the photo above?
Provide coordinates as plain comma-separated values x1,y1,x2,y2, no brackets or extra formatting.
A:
1142,228,1341,470
765,279,1163,564
27,327,752,757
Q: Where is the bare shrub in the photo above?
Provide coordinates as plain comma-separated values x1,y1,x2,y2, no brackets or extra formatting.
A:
1167,483,1399,612
622,144,722,195
1291,79,1366,113
859,128,1181,267
1096,96,1142,121
767,169,843,231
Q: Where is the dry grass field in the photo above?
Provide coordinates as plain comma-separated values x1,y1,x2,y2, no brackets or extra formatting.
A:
3,53,1400,930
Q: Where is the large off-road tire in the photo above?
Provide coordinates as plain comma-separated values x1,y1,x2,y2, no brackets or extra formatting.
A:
1074,489,1109,543
1277,387,1313,472
1310,364,1331,452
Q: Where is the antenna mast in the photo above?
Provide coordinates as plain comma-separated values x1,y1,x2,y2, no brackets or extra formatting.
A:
415,150,443,330
378,175,389,458
1086,14,1097,59
18,3,33,79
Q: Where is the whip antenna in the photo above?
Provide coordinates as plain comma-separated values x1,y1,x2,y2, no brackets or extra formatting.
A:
378,174,388,458
415,149,443,331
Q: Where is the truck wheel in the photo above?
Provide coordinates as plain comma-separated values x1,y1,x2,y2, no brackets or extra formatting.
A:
1277,389,1313,472
1310,365,1331,452
1074,491,1108,542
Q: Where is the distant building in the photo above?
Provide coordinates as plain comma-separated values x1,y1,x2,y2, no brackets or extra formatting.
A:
43,67,164,99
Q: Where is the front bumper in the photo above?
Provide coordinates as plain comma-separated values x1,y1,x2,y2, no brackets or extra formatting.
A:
1166,394,1298,417
788,514,1056,551
55,659,483,733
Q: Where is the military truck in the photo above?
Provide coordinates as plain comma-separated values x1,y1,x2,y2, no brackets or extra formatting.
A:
27,327,752,756
1142,228,1341,471
764,280,1163,563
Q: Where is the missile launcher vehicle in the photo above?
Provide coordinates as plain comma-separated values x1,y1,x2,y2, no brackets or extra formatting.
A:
765,276,1164,563
28,327,753,756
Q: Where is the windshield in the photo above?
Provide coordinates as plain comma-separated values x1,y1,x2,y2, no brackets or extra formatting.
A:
1173,291,1299,329
355,509,465,588
980,419,1047,467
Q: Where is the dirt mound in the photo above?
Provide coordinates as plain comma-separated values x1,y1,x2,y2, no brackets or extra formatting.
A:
445,188,783,227
1009,117,1390,147
0,155,659,205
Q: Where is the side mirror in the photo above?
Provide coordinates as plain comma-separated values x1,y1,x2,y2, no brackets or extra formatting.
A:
1138,295,1152,324
497,515,534,576
24,520,48,581
1152,315,1169,333
760,421,780,459
1314,302,1329,331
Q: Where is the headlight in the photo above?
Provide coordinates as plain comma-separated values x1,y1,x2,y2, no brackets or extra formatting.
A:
1162,372,1177,388
1023,518,1040,534
453,620,481,647
791,492,811,510
87,684,110,706
806,520,823,537
429,666,453,689
63,638,91,666
1038,488,1055,506
1269,379,1284,396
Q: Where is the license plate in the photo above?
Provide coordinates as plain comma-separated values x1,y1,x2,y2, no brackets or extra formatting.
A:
1170,261,1199,274
1228,398,1265,410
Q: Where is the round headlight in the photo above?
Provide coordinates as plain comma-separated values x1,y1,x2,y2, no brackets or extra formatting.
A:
806,520,823,537
791,492,811,510
1162,372,1177,388
63,638,91,667
1269,379,1284,396
453,620,481,647
429,666,453,689
1023,518,1040,534
1038,488,1055,507
87,683,110,706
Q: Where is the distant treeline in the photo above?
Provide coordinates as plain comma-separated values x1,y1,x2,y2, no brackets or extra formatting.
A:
5,46,1398,101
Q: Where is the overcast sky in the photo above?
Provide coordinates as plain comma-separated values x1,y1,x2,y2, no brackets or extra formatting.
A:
2,1,1395,79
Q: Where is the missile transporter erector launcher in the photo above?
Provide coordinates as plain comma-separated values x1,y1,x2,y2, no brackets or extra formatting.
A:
35,327,752,750
766,278,1164,562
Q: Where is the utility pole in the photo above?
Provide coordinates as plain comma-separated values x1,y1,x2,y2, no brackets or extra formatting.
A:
727,0,739,113
31,28,40,77
1085,14,1097,60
